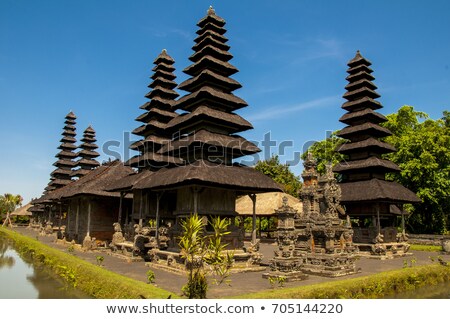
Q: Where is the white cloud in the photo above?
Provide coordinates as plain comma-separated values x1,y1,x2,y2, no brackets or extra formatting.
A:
246,95,340,122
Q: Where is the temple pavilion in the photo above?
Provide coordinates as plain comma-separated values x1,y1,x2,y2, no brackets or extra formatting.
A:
108,7,281,258
333,51,420,258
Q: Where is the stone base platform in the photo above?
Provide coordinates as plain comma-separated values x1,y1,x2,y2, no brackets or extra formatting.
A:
145,248,266,273
262,271,308,282
355,242,412,260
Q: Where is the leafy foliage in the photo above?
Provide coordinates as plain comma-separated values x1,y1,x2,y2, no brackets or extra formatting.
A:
302,133,346,175
179,214,234,299
1,194,23,227
254,155,302,196
382,106,450,234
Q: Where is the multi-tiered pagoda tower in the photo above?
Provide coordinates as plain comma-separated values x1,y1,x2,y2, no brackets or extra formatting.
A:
127,49,182,171
334,51,419,258
160,6,259,164
130,7,281,258
72,126,100,178
46,112,78,191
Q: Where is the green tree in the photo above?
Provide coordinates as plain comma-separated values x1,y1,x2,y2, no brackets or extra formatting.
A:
254,155,302,196
179,214,233,299
301,133,347,175
382,106,450,234
1,193,23,227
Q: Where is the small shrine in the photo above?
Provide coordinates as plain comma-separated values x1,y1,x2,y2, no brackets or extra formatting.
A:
265,155,358,280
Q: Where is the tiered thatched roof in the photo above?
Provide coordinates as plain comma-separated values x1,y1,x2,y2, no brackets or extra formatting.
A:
72,126,100,178
334,51,419,205
45,112,77,191
159,6,260,165
126,49,182,170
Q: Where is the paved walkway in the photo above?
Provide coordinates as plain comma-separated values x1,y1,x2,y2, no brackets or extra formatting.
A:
11,227,450,298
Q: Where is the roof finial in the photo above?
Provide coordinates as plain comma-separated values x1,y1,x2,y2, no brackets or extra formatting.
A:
355,50,362,58
208,5,215,16
162,48,167,54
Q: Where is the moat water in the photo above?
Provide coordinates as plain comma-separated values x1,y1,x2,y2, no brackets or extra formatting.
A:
0,235,86,299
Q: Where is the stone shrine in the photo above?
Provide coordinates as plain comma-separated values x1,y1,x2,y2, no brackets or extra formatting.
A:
265,154,359,280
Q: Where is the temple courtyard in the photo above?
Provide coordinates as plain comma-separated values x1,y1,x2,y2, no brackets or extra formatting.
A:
12,226,450,298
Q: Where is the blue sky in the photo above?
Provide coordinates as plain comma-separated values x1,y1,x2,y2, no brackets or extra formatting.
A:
1,0,449,203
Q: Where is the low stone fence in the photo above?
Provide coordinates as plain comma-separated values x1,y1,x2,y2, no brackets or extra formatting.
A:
408,234,450,246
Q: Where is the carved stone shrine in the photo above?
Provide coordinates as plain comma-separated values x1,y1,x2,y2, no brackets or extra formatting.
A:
265,154,359,280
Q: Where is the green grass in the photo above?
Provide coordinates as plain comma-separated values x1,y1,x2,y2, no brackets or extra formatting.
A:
0,228,176,299
234,264,450,299
410,244,443,252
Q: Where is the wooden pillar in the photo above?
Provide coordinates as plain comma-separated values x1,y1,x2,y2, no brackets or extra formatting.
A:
58,204,62,230
75,200,80,238
67,203,71,233
193,187,199,214
87,200,92,237
118,192,124,224
156,192,163,245
259,216,262,238
376,203,381,235
139,191,143,227
249,193,257,245
401,204,405,235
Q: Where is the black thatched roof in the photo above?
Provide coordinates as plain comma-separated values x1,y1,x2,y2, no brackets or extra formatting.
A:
176,86,247,112
125,151,183,167
128,49,181,170
334,51,419,208
333,156,400,173
73,125,100,178
165,105,253,134
45,112,78,191
338,122,392,139
158,129,260,157
337,137,396,154
40,161,133,201
133,159,282,193
339,108,387,125
105,170,153,192
340,179,420,203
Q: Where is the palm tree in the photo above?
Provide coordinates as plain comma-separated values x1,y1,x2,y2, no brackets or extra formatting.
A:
1,193,23,227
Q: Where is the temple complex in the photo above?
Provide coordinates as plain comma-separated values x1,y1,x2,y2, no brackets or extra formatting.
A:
333,51,420,258
72,126,100,179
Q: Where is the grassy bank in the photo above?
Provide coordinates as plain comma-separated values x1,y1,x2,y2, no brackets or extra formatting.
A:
235,264,450,299
410,244,443,252
0,228,175,299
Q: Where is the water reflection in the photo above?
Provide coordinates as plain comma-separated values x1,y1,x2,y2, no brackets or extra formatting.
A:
0,239,15,269
0,235,86,299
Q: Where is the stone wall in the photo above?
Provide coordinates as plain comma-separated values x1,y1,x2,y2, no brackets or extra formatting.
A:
408,234,450,246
